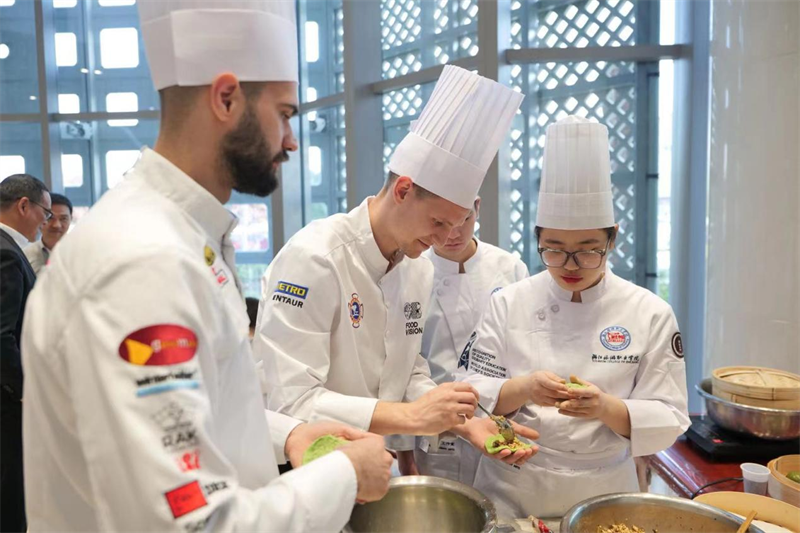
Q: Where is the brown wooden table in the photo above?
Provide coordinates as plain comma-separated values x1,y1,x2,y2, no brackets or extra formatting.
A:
642,436,756,498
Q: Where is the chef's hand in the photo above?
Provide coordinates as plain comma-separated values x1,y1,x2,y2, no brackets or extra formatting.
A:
407,382,478,435
285,421,379,468
526,371,571,407
453,417,539,466
397,449,419,476
556,377,604,418
339,434,394,503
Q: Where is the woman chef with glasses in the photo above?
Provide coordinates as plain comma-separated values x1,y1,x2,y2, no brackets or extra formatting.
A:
457,115,690,520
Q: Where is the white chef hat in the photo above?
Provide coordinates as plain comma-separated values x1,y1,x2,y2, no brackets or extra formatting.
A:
137,0,298,91
388,65,524,210
535,115,615,230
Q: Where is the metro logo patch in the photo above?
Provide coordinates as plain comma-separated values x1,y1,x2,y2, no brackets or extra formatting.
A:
164,481,207,519
119,325,198,366
275,281,309,300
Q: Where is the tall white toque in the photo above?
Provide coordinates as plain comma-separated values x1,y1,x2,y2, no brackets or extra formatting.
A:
138,0,298,90
536,115,616,230
388,65,524,209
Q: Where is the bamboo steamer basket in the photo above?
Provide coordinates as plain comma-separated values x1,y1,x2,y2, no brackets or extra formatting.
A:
768,455,800,508
712,367,800,410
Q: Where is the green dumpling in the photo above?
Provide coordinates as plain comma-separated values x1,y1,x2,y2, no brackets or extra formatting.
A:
303,435,347,464
566,382,588,390
484,434,532,454
787,471,800,484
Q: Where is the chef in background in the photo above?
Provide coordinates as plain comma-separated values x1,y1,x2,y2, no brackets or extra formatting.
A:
415,196,529,483
255,65,537,475
460,115,689,518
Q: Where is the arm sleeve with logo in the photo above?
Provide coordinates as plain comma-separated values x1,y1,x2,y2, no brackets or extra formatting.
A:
458,293,511,413
255,245,379,432
61,248,357,532
621,308,690,457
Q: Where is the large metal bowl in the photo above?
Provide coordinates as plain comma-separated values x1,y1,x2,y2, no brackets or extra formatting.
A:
697,378,800,440
346,476,497,533
561,493,765,533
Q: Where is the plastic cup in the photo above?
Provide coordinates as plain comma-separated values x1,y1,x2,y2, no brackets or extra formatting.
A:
740,463,770,495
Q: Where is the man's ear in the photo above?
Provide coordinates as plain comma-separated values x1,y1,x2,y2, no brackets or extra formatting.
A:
392,175,414,204
208,73,244,124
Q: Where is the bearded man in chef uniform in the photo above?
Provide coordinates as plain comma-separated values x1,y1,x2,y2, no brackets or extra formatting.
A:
254,65,539,474
459,115,690,519
20,1,396,531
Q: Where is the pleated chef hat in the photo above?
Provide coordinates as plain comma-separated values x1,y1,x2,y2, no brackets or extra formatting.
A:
535,115,615,230
138,0,298,90
388,65,524,210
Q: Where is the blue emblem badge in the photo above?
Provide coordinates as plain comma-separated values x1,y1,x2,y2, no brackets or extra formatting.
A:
349,293,364,328
600,326,631,351
458,332,478,370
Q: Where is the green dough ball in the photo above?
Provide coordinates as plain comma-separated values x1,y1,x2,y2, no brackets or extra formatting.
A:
484,434,532,455
787,471,800,484
566,382,588,390
303,435,347,464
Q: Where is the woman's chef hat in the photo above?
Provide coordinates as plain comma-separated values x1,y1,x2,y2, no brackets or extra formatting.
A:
536,115,616,230
138,0,298,90
388,65,524,209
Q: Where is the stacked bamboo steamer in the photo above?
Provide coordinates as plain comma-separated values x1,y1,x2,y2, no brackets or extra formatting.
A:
712,366,800,410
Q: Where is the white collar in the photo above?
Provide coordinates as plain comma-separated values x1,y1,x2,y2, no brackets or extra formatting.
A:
133,148,238,245
428,237,483,274
0,223,30,249
352,198,397,281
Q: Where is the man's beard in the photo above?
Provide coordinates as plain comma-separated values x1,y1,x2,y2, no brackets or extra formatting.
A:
221,103,289,197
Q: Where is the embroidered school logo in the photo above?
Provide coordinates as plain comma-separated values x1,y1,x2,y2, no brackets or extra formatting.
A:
118,325,198,366
349,293,364,328
458,331,478,370
404,302,422,320
671,332,684,359
600,326,631,351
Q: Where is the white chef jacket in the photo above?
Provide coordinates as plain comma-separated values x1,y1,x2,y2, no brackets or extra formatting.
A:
21,148,357,532
460,267,689,517
24,239,49,275
415,239,528,483
254,198,437,449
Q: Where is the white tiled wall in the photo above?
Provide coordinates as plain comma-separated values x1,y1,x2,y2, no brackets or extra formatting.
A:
704,1,800,376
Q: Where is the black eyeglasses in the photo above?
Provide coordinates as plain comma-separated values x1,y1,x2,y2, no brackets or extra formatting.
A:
538,238,611,269
29,200,53,222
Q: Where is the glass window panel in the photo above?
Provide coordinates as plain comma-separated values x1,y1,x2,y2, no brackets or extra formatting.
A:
0,122,42,181
0,0,16,6
98,0,136,6
54,0,78,8
61,153,84,187
229,203,270,253
236,264,269,299
299,0,344,102
300,105,347,222
0,0,39,113
380,0,479,80
58,93,80,113
55,32,78,67
106,91,139,127
99,28,139,69
382,82,434,173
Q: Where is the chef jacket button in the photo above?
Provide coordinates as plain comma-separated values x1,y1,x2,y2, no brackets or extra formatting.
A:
444,279,450,286
551,305,560,313
538,313,546,321
437,290,444,296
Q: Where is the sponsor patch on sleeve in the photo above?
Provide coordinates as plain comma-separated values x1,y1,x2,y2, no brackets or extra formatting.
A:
119,325,198,366
671,332,684,359
165,480,207,519
275,281,309,300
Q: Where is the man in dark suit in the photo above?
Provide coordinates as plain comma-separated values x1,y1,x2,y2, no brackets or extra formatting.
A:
0,174,51,533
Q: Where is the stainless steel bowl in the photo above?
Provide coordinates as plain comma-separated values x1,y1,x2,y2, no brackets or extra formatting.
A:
346,476,497,533
697,378,800,440
561,492,765,533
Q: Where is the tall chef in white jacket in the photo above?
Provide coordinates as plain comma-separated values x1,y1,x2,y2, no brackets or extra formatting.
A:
20,1,393,531
415,197,529,483
460,115,690,519
255,66,538,475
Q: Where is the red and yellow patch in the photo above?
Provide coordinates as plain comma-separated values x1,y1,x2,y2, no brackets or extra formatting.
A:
118,325,198,366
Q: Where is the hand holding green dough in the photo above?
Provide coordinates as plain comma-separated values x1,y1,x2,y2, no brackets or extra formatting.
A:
484,434,532,454
303,435,347,464
566,382,588,390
